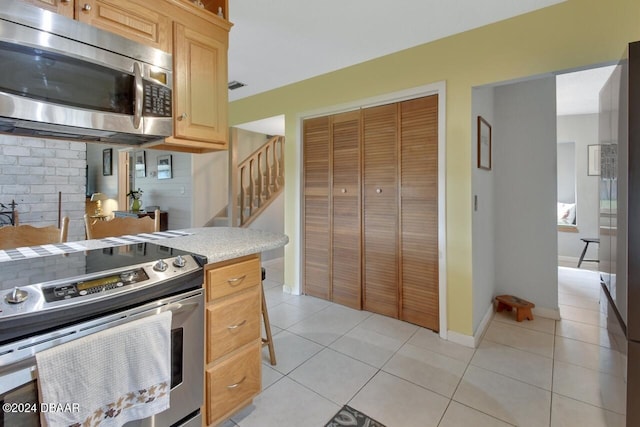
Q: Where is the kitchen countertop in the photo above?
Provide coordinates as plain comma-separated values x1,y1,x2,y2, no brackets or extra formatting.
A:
80,227,289,264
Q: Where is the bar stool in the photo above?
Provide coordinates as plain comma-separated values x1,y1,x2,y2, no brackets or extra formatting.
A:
261,267,276,365
577,237,599,268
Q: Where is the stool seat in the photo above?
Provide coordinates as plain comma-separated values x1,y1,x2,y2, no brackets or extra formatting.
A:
577,237,599,268
495,294,535,322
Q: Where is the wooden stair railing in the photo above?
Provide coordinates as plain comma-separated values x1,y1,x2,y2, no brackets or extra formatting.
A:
235,135,285,227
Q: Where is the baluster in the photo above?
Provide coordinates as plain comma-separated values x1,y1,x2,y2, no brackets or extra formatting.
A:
239,165,246,225
264,145,272,199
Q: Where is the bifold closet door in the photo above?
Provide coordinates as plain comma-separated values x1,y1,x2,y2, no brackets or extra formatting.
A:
399,95,439,330
362,104,399,318
331,111,361,309
303,116,331,300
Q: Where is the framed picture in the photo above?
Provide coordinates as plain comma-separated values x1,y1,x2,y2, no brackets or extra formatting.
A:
588,144,600,176
477,116,492,170
102,148,112,176
157,155,172,180
135,151,146,178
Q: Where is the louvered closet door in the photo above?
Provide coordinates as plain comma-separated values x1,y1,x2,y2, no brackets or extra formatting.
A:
303,116,331,300
363,104,399,318
331,111,362,309
400,95,439,330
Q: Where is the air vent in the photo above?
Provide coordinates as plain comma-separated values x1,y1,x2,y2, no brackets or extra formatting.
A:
228,81,246,90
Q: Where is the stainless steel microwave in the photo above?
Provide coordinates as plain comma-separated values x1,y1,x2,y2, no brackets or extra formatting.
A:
0,2,173,145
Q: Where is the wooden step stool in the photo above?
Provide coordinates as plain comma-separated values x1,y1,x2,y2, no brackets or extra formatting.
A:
495,295,535,322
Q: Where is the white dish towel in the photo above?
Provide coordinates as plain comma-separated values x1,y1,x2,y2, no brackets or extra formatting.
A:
36,311,172,427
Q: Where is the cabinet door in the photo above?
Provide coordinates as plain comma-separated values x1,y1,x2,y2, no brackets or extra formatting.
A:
331,111,361,309
363,104,399,318
399,95,439,330
76,0,171,52
22,0,74,18
303,116,331,300
172,22,228,148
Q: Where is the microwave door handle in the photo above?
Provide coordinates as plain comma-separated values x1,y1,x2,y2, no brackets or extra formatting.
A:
133,62,143,129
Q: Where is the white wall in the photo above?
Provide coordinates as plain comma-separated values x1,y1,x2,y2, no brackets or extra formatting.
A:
494,76,559,314
131,149,193,230
192,150,228,227
247,191,285,260
472,86,496,333
557,114,600,260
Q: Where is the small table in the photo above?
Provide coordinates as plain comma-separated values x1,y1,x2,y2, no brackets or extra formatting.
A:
577,237,599,268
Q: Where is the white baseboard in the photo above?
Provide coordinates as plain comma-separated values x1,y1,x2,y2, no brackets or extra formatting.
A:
448,302,494,349
558,255,579,264
447,330,476,348
473,303,495,347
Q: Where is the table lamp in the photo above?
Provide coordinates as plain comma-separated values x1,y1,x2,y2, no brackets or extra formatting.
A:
90,192,107,215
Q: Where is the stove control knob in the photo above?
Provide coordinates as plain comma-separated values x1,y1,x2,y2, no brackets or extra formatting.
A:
153,259,169,272
5,287,28,304
173,255,186,268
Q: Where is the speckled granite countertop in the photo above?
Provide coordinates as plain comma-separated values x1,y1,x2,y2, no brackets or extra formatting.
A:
80,227,289,264
155,227,288,263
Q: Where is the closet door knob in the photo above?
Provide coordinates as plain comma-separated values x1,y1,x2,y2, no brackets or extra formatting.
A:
376,188,382,194
82,3,92,11
341,188,347,193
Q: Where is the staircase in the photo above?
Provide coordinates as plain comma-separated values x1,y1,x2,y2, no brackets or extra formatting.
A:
215,134,285,227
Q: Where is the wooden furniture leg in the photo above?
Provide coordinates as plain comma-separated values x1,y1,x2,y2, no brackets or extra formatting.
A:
261,267,276,365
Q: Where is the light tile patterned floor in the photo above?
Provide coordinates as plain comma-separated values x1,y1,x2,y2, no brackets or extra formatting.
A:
220,259,626,427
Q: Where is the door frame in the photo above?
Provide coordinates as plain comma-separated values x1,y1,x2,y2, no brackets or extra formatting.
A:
296,81,448,339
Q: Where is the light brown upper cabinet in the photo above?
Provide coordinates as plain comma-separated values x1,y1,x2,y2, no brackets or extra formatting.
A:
75,0,172,52
302,95,439,331
22,0,74,18
160,21,228,152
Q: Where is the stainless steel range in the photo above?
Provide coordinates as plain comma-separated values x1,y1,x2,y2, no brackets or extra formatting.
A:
0,242,207,427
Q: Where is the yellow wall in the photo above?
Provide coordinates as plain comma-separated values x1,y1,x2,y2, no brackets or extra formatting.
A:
229,0,640,336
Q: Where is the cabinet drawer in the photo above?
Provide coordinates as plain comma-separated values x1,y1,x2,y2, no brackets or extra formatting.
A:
206,257,260,301
206,286,261,363
206,342,261,425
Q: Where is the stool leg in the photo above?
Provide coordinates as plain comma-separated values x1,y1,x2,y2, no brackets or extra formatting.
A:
577,242,589,268
261,284,277,366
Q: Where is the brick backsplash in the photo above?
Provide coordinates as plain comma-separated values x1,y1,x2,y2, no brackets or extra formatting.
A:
0,135,87,242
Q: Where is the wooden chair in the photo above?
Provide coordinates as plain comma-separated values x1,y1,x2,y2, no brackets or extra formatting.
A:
0,217,69,249
84,209,161,239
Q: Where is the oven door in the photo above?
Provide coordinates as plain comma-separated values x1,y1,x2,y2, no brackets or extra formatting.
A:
0,289,203,427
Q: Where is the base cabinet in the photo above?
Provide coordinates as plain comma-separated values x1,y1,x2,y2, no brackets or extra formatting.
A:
204,254,262,426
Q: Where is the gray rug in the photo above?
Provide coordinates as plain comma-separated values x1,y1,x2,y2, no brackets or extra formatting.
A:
325,405,386,427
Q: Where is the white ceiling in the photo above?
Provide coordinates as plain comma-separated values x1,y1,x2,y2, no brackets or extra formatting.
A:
556,65,616,116
229,0,613,134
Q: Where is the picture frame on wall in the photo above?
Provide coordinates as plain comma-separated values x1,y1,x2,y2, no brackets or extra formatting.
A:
135,151,146,178
102,148,112,176
157,155,172,180
588,144,601,176
477,116,492,170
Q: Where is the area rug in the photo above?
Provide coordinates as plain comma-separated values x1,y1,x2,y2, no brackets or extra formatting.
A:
325,405,386,427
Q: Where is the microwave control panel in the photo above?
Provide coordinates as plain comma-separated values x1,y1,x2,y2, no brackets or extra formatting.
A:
144,82,172,117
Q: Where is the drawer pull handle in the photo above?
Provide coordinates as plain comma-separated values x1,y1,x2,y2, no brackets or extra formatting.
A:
227,320,247,330
227,275,247,286
226,376,246,389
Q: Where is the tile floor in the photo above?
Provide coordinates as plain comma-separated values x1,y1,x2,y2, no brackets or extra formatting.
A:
220,259,626,427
